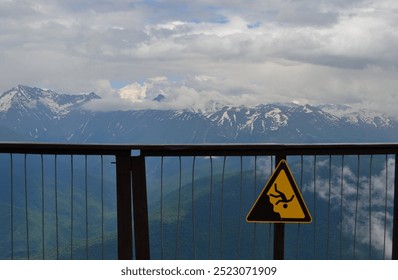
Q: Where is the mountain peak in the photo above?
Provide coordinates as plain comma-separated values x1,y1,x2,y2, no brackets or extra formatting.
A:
153,93,166,102
0,85,100,116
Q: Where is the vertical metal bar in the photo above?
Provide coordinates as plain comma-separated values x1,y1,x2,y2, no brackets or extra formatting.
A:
339,155,344,259
369,155,373,259
116,154,133,260
85,155,89,259
41,154,45,260
383,155,388,259
10,154,13,260
237,156,243,259
273,153,286,260
24,154,30,259
313,155,316,259
353,155,360,259
391,154,398,260
191,156,196,259
326,155,332,258
207,156,213,259
220,156,226,259
175,156,182,259
70,155,74,260
160,156,164,259
100,155,104,259
253,156,257,259
268,156,274,259
55,155,59,259
131,155,150,260
297,155,304,259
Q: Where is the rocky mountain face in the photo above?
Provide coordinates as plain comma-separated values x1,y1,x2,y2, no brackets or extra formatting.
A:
1,85,397,143
0,85,99,141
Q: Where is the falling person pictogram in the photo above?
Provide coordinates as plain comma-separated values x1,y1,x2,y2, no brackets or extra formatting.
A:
268,183,294,208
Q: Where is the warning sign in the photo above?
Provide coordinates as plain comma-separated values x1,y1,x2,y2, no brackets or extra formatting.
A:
246,160,312,223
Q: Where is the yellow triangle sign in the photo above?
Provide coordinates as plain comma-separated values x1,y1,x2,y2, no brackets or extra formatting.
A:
246,160,312,223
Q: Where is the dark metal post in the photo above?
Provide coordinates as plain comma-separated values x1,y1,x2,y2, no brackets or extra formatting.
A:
131,155,150,260
392,154,398,259
273,153,286,260
116,154,133,260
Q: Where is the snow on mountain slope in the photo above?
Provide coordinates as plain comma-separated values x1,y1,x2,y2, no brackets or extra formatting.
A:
205,104,290,133
0,85,100,117
0,85,100,140
319,104,393,128
1,85,397,143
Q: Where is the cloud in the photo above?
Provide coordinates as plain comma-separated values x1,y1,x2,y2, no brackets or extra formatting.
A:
85,75,260,112
1,0,398,115
303,156,394,259
118,82,147,102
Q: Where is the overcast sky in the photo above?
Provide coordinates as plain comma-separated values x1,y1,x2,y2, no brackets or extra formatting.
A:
1,0,397,113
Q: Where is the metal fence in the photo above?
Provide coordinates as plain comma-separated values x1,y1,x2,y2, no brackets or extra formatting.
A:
0,143,397,260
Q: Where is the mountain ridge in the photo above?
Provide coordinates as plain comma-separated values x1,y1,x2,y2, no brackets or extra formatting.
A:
0,85,397,143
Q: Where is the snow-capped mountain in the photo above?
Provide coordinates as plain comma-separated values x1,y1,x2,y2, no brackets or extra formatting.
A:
201,103,398,143
0,85,397,143
0,85,99,116
0,85,99,140
319,104,393,128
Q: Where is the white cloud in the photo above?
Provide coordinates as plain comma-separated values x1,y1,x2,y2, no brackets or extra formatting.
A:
119,82,147,102
303,157,394,259
1,0,398,115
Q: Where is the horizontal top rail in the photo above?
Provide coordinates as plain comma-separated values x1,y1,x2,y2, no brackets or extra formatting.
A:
138,143,398,156
2,142,398,156
0,142,131,156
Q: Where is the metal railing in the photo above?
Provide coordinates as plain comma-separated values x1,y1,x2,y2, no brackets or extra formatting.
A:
0,143,397,260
